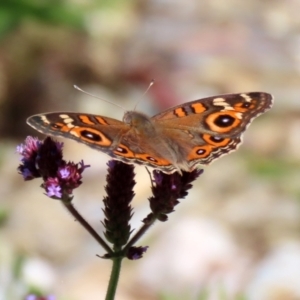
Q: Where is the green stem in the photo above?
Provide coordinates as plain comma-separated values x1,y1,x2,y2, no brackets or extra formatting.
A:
63,201,113,255
105,256,123,300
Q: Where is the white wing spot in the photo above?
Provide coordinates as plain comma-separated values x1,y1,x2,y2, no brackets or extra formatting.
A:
70,130,80,137
240,93,252,102
66,123,75,128
59,114,70,118
213,98,226,106
235,112,243,119
63,118,74,124
41,116,50,124
59,114,74,124
213,97,234,110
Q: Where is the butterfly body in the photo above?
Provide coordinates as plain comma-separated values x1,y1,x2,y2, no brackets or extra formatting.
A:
27,92,273,174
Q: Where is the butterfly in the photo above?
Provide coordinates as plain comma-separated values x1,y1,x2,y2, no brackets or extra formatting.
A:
27,92,273,174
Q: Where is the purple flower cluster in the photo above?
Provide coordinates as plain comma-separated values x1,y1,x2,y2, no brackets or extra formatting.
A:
103,160,135,247
17,136,89,199
145,169,203,222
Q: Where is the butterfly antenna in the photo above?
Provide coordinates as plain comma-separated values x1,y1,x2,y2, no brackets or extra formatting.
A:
74,85,126,111
133,80,154,111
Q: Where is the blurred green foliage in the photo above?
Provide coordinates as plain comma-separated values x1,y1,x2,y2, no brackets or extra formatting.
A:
0,0,134,39
0,207,8,227
248,158,290,178
0,0,86,39
159,289,248,300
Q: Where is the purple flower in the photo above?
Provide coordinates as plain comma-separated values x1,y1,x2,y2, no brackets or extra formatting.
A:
103,160,135,247
17,136,63,180
17,136,43,180
17,136,41,158
144,169,203,222
59,167,70,179
17,137,89,200
41,161,89,199
35,137,64,179
44,177,62,198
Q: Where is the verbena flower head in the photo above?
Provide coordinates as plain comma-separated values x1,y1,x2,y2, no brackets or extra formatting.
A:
103,160,135,248
17,136,44,180
145,169,203,222
17,136,63,180
17,136,89,200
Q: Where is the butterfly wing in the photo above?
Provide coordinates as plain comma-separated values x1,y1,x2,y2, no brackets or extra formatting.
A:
153,92,273,133
151,92,273,170
27,111,182,171
27,112,131,157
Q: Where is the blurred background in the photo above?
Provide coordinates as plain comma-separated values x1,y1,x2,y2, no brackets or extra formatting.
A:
1,0,300,299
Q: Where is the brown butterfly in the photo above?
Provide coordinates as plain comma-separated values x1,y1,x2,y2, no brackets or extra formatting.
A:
27,92,273,174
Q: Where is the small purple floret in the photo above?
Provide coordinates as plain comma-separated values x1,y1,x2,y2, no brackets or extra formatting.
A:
126,246,148,260
45,178,62,198
59,167,70,179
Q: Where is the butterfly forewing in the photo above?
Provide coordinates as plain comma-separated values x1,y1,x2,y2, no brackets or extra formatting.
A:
152,92,273,131
27,112,130,153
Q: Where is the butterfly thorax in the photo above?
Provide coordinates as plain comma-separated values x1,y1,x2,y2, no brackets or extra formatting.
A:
123,111,188,172
123,111,156,136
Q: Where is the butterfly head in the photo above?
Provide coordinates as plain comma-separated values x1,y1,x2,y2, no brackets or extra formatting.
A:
123,111,154,132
